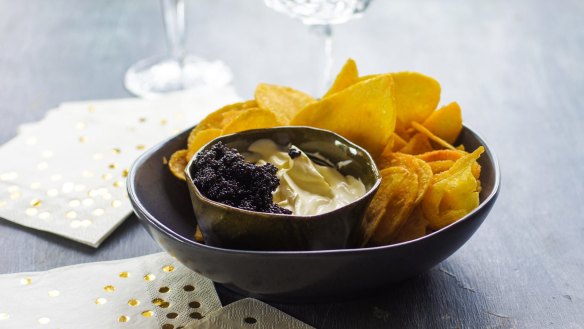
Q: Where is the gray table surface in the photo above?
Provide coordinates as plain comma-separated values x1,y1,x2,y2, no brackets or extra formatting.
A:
1,0,583,328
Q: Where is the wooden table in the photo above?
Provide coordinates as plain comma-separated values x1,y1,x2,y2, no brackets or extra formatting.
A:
1,0,583,327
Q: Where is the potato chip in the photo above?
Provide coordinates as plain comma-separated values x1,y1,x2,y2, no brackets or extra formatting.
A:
411,121,456,150
377,152,433,203
221,108,280,135
391,133,407,152
291,75,396,158
168,149,189,181
417,149,481,179
392,72,441,127
188,100,256,147
391,207,429,243
422,147,484,230
323,58,359,98
399,133,433,155
364,167,419,246
427,160,456,174
422,102,462,144
186,128,222,160
255,83,315,124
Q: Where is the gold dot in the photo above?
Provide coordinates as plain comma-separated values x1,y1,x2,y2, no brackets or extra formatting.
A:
113,181,123,188
102,193,112,200
112,148,121,155
122,169,129,178
20,277,32,285
102,173,112,180
25,208,38,216
30,182,41,189
87,105,95,113
0,172,18,180
79,136,86,143
93,153,103,160
127,299,140,306
31,199,42,207
159,302,170,308
119,271,130,278
111,200,122,208
152,298,164,306
183,285,195,292
162,156,168,164
0,200,6,207
82,198,94,206
69,200,81,207
47,189,59,197
92,208,104,216
166,312,178,319
65,211,77,219
95,297,107,305
75,121,86,129
48,290,60,297
189,301,200,308
108,163,117,169
159,287,170,293
139,117,146,123
162,265,175,272
0,313,9,320
38,317,50,324
103,285,115,292
37,162,49,170
189,312,203,319
136,144,146,150
162,324,174,329
118,315,129,323
82,170,94,177
80,219,92,227
26,137,38,145
38,212,51,220
144,273,156,281
160,119,168,125
141,310,154,318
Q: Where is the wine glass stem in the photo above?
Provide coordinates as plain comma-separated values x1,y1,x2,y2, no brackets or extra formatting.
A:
313,24,334,96
161,0,186,64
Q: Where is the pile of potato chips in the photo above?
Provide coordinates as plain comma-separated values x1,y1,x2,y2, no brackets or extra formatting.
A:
169,59,484,246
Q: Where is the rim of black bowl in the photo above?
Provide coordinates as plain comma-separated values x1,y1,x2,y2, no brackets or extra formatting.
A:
128,124,500,256
184,126,382,220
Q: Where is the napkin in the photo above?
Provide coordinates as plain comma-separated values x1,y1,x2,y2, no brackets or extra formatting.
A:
0,253,314,329
186,298,315,329
0,253,221,329
0,86,240,247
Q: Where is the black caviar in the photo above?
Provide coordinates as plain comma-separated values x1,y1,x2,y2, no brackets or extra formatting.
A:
191,142,292,214
288,147,301,159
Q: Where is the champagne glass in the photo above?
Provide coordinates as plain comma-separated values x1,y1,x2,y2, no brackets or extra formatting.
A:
125,0,232,98
264,0,372,94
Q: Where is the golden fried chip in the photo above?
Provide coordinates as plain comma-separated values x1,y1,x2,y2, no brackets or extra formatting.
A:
417,149,481,179
427,160,456,174
392,72,441,127
323,58,359,98
255,83,315,124
422,147,484,230
393,153,433,204
422,102,462,144
186,128,222,160
221,108,280,135
391,207,429,243
291,75,396,157
399,133,433,155
168,149,189,181
365,167,420,246
411,121,456,150
391,133,407,152
188,100,256,147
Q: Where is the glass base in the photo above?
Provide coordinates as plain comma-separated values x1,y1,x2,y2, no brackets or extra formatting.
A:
124,55,232,98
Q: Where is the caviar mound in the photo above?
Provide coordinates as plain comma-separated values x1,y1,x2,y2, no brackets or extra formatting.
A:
190,142,292,215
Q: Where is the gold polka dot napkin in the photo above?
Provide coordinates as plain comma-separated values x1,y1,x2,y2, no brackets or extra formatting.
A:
0,253,314,329
0,87,240,247
185,298,314,329
0,253,221,329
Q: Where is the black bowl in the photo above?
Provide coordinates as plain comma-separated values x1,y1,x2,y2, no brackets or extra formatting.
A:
128,125,500,301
